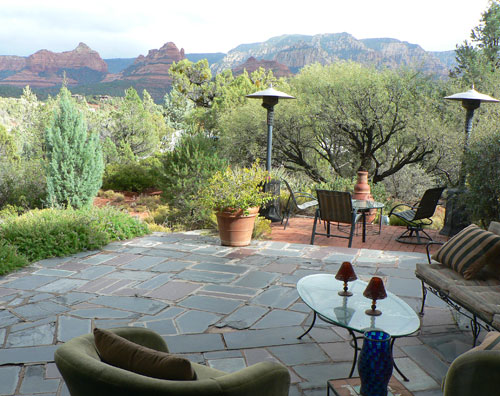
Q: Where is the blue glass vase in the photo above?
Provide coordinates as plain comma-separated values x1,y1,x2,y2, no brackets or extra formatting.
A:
358,330,393,396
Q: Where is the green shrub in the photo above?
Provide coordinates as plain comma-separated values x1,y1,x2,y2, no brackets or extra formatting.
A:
0,159,47,210
112,193,125,202
0,207,149,264
0,240,29,275
252,216,272,239
102,156,161,192
158,133,228,229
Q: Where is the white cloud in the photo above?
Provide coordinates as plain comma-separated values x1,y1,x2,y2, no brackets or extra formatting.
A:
0,0,491,58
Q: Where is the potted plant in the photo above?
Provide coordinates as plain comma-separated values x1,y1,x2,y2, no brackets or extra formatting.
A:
200,161,273,246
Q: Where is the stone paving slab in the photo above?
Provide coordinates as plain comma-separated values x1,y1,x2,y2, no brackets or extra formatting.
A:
0,231,470,395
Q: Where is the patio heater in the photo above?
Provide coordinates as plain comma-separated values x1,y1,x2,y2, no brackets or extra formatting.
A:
440,86,499,236
246,85,295,221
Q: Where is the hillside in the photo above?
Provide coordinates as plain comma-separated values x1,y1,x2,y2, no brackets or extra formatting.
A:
211,33,455,77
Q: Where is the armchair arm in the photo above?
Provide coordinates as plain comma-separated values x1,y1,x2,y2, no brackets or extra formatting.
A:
388,203,414,217
425,241,444,264
215,361,290,396
293,192,316,200
443,350,500,396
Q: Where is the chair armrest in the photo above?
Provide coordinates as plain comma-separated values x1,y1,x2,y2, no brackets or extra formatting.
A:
443,350,500,396
215,361,290,396
294,192,316,200
425,241,444,264
388,203,413,216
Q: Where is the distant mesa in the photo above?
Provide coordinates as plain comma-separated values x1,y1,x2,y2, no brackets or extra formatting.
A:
0,42,108,87
232,57,292,78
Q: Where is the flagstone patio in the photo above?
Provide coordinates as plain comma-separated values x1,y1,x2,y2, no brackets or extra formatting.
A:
0,231,472,396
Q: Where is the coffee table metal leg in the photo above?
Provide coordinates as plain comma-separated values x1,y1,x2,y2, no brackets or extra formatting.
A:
391,338,409,382
348,329,358,378
298,311,317,339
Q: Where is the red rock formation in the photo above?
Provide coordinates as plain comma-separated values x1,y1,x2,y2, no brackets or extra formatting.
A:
26,43,107,74
121,42,185,85
232,57,292,78
0,43,107,87
0,56,26,72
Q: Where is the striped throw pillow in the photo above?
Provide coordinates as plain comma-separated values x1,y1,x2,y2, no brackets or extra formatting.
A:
431,224,500,280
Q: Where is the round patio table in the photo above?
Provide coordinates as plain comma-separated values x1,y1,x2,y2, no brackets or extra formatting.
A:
297,274,420,381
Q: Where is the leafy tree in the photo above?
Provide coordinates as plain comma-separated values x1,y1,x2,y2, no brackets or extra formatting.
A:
220,62,456,184
109,87,165,158
453,1,500,85
45,87,104,208
464,129,500,227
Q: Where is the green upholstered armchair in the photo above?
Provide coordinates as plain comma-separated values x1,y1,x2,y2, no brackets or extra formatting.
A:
54,327,291,396
442,337,500,395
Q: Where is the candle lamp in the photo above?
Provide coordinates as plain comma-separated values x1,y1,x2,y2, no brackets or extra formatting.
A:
335,261,357,296
363,277,387,316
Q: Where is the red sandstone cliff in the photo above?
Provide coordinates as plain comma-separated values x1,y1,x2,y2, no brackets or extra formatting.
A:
0,42,108,87
119,42,185,86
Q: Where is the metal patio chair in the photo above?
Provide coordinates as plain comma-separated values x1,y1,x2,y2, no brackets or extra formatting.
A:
281,179,318,230
310,190,360,247
388,186,445,245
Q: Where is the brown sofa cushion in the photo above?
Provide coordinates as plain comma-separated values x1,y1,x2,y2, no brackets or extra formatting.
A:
93,328,196,381
432,224,500,280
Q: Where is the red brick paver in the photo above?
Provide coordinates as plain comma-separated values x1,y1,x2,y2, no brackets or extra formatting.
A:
270,217,448,255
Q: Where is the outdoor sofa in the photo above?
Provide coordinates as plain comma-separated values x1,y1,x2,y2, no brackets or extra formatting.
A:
416,221,500,345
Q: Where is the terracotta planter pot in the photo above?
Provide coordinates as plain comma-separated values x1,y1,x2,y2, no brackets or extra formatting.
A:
216,207,260,247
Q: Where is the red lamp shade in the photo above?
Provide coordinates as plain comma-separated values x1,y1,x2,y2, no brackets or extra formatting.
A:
336,261,357,296
363,277,387,300
363,277,387,316
335,262,357,282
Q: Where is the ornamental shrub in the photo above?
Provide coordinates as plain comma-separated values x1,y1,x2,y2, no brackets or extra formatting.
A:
0,240,29,275
158,133,228,229
0,207,149,264
45,87,104,208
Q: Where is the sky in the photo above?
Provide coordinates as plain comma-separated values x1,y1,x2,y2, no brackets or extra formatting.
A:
0,0,492,59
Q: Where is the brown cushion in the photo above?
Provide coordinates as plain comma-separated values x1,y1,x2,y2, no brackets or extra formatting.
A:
93,328,196,381
431,224,500,280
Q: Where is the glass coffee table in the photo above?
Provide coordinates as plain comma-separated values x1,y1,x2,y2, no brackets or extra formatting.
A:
297,274,420,381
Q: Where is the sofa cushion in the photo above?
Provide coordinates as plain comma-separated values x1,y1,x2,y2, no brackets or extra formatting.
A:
415,263,464,293
431,224,500,280
448,285,500,323
468,331,500,353
93,328,196,381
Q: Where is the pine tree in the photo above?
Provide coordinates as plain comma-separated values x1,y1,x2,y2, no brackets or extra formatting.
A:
45,87,104,208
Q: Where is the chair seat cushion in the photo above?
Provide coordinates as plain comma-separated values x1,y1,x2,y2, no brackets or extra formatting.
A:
94,328,196,381
297,200,318,210
431,224,500,279
394,209,416,222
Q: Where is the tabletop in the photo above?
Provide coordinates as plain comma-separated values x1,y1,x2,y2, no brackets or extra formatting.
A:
297,274,420,337
352,200,384,210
